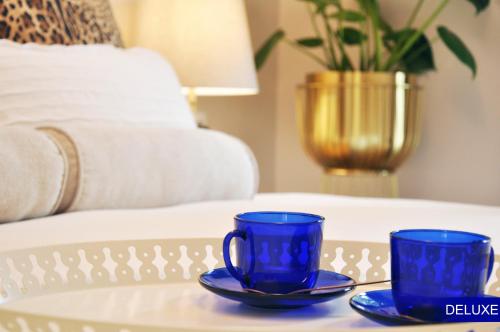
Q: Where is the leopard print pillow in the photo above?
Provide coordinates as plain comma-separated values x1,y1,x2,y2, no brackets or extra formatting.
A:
0,0,122,46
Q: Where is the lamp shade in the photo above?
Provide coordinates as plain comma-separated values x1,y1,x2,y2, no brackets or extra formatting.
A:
131,0,259,96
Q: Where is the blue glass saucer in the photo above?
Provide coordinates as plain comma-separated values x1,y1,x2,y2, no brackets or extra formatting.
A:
349,289,427,325
198,268,354,308
350,289,499,325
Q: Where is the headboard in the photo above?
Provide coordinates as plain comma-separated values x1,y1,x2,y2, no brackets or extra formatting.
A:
0,0,122,46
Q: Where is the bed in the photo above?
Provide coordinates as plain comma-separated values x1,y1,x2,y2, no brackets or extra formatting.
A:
2,193,499,251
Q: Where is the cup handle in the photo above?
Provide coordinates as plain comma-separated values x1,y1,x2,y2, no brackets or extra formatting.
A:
487,247,495,281
223,230,246,283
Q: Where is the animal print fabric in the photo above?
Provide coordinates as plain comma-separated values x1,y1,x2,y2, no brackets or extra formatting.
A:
0,0,122,46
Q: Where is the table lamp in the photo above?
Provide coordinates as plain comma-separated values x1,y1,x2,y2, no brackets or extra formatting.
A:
119,0,259,124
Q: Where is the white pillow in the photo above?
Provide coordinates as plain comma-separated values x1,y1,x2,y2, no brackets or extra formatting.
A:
0,40,195,128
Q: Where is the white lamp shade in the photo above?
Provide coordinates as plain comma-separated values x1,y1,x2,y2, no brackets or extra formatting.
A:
131,0,259,96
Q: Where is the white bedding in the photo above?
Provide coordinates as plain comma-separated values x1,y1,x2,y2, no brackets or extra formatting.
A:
1,193,499,252
0,40,194,127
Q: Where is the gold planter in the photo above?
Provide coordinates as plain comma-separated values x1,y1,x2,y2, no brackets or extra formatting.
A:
297,71,421,175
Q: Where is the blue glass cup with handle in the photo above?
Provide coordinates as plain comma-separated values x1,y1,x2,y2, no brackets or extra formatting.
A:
223,211,324,294
391,229,495,321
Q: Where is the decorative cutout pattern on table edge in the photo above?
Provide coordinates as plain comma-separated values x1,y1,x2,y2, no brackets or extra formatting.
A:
0,238,498,332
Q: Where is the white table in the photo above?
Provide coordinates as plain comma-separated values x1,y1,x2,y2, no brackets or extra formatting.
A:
0,193,498,331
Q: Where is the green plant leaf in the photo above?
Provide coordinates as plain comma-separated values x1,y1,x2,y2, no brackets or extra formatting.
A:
355,1,391,33
378,16,394,34
299,0,339,4
437,26,477,77
299,0,339,13
337,27,367,45
341,55,354,70
466,0,490,14
384,29,435,74
356,0,385,69
355,0,377,13
296,37,324,47
254,29,285,70
330,10,365,22
383,29,406,49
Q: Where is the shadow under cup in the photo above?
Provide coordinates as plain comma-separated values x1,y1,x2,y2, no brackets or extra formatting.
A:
223,212,324,294
391,229,494,321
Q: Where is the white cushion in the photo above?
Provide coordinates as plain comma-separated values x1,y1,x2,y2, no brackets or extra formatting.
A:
0,124,259,223
0,40,195,128
40,124,259,213
0,127,65,222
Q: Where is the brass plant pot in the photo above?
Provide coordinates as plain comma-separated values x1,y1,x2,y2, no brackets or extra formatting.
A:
297,71,421,175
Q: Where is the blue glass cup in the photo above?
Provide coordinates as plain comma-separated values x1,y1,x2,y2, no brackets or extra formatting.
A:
391,229,495,321
223,211,324,294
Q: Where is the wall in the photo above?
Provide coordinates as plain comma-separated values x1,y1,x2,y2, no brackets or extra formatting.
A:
274,0,324,194
111,0,137,46
392,1,500,206
272,0,500,206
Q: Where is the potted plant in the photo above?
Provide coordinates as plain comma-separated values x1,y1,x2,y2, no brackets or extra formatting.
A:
255,0,489,175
